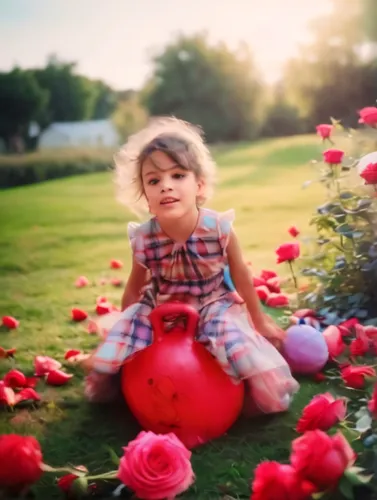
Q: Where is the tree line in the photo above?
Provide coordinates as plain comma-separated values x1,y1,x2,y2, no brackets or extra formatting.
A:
1,0,376,152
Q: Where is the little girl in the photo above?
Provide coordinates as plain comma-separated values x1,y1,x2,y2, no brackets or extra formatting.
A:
83,117,299,414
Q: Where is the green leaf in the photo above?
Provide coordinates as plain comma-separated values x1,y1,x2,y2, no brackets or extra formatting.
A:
344,467,373,486
104,445,120,466
338,475,354,500
72,476,89,498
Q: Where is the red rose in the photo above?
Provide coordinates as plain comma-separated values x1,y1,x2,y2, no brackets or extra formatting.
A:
57,466,88,494
265,293,289,308
45,369,73,386
110,259,123,269
253,276,267,287
290,430,356,490
323,149,344,165
266,277,281,293
288,225,300,238
338,318,359,336
260,269,277,281
322,325,345,359
296,393,346,433
3,369,27,388
34,355,62,376
276,242,300,264
2,316,19,329
368,383,377,418
71,308,88,322
251,461,317,500
359,106,377,127
316,124,333,139
341,365,376,389
360,162,377,185
0,434,43,493
256,285,270,302
118,431,194,499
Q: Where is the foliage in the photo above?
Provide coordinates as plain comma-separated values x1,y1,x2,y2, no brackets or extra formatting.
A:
300,121,377,326
0,69,48,145
0,148,113,188
111,95,148,144
142,33,263,143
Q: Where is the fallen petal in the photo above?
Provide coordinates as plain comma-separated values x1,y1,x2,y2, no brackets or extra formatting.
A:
0,381,16,406
64,349,81,360
110,259,123,269
71,308,88,322
3,369,27,388
14,388,41,404
75,276,90,288
45,369,73,386
34,355,62,376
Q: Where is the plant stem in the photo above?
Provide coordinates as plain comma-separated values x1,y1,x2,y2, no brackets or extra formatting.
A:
288,260,298,290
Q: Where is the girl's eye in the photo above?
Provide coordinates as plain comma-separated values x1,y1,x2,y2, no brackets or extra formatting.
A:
148,178,159,185
172,173,185,180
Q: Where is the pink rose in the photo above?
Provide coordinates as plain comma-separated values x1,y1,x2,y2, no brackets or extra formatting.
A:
118,431,194,499
296,393,346,433
290,430,356,490
34,356,62,376
316,124,333,139
359,106,377,127
323,149,344,165
322,325,345,359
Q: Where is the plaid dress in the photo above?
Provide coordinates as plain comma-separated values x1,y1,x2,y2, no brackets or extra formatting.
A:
90,208,299,413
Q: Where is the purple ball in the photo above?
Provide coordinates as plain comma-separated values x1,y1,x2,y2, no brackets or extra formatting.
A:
283,324,329,375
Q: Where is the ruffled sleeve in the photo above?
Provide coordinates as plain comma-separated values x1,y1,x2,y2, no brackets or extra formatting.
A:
127,222,147,268
218,209,235,253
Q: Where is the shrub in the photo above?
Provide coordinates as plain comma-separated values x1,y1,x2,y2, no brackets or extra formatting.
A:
300,112,377,326
0,148,113,188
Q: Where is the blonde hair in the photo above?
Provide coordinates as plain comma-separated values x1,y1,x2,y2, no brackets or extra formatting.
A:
114,117,217,217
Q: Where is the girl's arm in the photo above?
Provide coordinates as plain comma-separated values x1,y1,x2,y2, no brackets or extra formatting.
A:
226,230,285,344
121,255,149,310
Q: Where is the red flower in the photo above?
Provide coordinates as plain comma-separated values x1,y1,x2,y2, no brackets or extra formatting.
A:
110,259,123,269
312,372,326,383
368,383,377,418
359,106,377,127
2,316,19,329
3,369,26,388
57,466,88,494
256,286,270,302
265,293,289,308
253,276,267,287
0,434,43,493
45,369,73,386
288,225,300,238
260,269,277,281
110,278,123,287
71,308,88,322
316,124,333,139
251,461,317,500
322,325,345,359
290,430,356,490
296,393,346,433
323,149,344,165
276,242,300,264
360,162,377,185
0,347,16,359
341,365,376,389
266,277,281,293
64,349,81,360
338,318,359,336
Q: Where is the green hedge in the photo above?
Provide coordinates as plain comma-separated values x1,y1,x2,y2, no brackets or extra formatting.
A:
0,148,114,188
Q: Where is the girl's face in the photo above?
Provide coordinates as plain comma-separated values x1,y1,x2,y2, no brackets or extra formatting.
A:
141,150,204,220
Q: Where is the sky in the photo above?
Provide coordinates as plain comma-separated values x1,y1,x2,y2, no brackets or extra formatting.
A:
0,0,332,90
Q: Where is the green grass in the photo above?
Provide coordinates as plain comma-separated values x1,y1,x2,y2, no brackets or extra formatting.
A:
0,134,329,499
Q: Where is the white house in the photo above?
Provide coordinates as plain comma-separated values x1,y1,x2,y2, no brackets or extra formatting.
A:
38,119,120,150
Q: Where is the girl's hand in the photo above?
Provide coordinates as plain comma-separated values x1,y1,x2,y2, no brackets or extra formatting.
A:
256,315,286,351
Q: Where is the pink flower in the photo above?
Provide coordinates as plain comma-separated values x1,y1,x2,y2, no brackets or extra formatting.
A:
359,106,377,127
75,276,90,288
322,325,345,359
275,242,300,264
316,124,333,139
323,149,344,165
45,369,73,386
34,356,62,376
118,431,194,499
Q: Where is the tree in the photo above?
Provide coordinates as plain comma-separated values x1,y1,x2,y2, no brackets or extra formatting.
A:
0,68,48,151
30,56,96,126
283,0,376,128
142,34,263,142
112,95,148,143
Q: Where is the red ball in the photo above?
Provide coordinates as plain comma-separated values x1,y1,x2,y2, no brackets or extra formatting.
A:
122,303,244,448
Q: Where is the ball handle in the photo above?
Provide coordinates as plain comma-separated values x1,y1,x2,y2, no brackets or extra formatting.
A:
149,302,200,341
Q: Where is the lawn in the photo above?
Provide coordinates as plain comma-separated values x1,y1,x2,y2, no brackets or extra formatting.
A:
0,134,330,499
